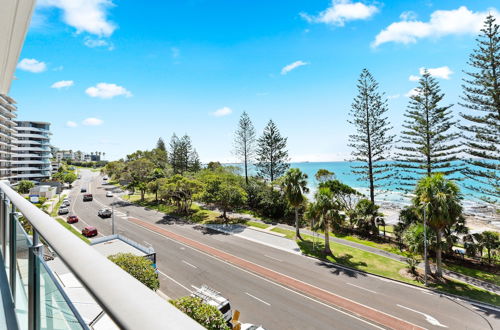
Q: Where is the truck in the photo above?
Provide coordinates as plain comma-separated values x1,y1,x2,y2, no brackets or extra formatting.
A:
191,285,232,325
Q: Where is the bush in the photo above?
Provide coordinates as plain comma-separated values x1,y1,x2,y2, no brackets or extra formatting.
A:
170,296,229,330
406,257,419,275
108,253,159,290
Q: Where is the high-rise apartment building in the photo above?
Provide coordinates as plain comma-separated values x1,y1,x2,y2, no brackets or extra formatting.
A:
11,121,52,182
0,94,17,180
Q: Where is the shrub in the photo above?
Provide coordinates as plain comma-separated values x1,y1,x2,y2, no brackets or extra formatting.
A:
170,296,229,330
406,257,419,275
108,253,159,290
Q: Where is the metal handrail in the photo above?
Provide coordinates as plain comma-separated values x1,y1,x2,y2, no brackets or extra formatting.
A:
0,181,203,329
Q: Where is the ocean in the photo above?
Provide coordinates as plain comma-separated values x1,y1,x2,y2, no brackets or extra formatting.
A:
227,161,499,224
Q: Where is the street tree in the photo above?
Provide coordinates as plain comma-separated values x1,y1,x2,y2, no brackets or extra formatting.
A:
63,172,77,188
255,120,289,182
396,71,461,190
281,168,309,240
348,69,395,204
413,174,462,278
17,180,34,194
200,173,247,221
459,14,500,202
124,158,155,201
108,253,159,291
234,111,256,184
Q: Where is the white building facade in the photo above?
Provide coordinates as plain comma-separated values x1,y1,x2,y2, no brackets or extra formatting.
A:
0,94,17,180
11,121,51,182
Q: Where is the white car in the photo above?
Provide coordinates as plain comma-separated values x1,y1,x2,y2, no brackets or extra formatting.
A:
106,191,113,197
58,207,69,215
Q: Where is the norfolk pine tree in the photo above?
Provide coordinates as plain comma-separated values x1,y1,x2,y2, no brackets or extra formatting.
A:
460,14,500,202
234,112,256,184
396,71,461,190
348,69,395,204
256,120,290,182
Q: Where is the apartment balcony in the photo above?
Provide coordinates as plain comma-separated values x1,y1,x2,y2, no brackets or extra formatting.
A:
13,134,49,140
11,160,50,166
0,181,202,329
11,147,50,153
13,127,48,134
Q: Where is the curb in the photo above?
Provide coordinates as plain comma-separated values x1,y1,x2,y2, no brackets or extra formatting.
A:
299,250,500,312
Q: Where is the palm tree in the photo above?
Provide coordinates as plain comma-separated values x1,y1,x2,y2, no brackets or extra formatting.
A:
414,174,462,278
305,187,343,255
281,168,309,240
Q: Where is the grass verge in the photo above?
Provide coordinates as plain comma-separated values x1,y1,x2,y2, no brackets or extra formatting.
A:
245,221,270,229
444,262,500,286
284,228,499,306
54,217,90,244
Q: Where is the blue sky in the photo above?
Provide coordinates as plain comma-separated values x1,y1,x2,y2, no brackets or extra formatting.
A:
10,0,499,162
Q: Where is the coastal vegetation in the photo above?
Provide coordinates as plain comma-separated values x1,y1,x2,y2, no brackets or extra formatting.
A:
103,15,499,304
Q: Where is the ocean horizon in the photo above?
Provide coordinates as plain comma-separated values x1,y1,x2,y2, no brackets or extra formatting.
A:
224,161,498,217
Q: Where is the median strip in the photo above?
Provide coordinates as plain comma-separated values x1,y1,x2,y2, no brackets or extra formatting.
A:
129,217,424,330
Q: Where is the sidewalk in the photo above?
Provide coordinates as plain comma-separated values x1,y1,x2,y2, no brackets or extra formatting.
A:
275,223,500,295
208,208,500,295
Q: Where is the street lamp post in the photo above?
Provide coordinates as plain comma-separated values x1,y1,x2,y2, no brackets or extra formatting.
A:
112,198,115,235
423,206,428,287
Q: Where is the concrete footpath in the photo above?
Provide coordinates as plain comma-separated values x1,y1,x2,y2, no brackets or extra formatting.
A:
204,221,500,296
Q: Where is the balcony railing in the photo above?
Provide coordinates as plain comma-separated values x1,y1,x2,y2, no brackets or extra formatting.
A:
0,181,203,330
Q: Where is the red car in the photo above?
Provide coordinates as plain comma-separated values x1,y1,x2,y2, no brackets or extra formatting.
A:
67,215,79,224
82,226,98,237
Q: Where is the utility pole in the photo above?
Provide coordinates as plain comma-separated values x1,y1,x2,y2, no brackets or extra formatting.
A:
112,198,115,235
423,206,428,287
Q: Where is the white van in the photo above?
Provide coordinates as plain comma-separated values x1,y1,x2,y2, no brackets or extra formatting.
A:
191,285,232,324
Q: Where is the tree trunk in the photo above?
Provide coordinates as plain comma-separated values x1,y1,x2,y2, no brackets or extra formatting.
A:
155,191,158,203
295,207,303,241
222,209,227,222
141,190,145,202
435,230,443,278
324,221,332,255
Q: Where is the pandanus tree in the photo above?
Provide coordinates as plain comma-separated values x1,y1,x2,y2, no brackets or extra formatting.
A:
413,174,462,278
281,168,309,240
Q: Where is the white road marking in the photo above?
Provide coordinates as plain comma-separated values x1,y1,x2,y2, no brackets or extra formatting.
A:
347,283,378,294
182,260,197,268
397,304,447,328
245,292,271,306
157,270,192,293
180,247,185,250
127,221,385,330
264,255,283,262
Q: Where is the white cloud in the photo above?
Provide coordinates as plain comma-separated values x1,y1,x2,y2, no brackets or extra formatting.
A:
408,75,420,81
85,83,132,99
281,60,309,75
82,117,103,126
405,88,420,98
66,121,78,127
38,0,116,37
211,107,232,117
419,66,453,79
17,58,47,73
84,38,114,50
301,0,379,26
387,94,400,99
372,6,500,47
400,11,417,21
53,65,64,71
51,80,74,89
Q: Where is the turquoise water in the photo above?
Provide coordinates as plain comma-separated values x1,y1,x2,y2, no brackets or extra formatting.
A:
228,161,495,205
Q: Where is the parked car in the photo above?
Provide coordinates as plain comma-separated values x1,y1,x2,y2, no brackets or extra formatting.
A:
62,200,70,207
80,187,87,192
58,207,69,215
83,194,93,201
103,176,108,180
82,226,98,237
106,191,113,197
98,208,112,218
67,215,79,224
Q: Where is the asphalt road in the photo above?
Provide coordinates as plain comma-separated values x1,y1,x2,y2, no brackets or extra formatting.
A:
64,169,500,330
